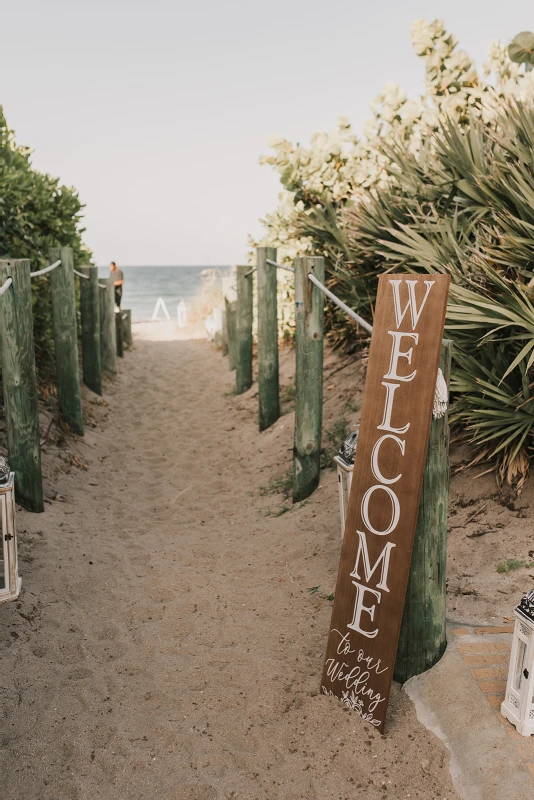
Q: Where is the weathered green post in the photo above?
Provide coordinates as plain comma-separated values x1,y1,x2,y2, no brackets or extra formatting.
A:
115,311,123,357
122,310,132,349
79,265,102,395
293,257,324,503
99,278,117,374
225,297,237,371
395,340,452,683
49,247,84,436
0,260,43,512
257,246,279,430
221,308,228,357
235,265,253,394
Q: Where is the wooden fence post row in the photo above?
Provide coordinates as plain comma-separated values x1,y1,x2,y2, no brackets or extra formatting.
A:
79,265,102,395
99,278,117,374
122,310,132,349
235,265,253,395
256,247,280,431
293,257,325,503
49,247,84,436
115,310,124,358
0,260,44,512
225,297,237,371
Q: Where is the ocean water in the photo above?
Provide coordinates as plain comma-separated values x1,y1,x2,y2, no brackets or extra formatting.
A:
98,266,231,321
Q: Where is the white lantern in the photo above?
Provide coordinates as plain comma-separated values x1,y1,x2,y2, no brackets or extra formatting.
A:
333,427,359,539
0,463,21,603
501,589,534,736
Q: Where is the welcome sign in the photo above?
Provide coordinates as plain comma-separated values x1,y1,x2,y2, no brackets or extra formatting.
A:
321,273,450,732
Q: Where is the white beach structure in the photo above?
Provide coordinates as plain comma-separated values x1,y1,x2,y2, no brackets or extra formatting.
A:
501,589,534,736
0,467,21,603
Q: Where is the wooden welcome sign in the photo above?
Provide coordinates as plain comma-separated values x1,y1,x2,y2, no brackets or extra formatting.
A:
321,273,450,732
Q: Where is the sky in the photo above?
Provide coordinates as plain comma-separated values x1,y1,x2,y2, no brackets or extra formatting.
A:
2,0,533,266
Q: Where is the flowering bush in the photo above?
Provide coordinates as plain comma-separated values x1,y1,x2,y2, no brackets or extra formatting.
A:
253,21,534,484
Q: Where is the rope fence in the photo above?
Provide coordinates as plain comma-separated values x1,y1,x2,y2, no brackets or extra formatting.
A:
0,277,13,297
307,272,373,334
30,259,62,278
74,269,90,280
244,267,256,278
266,258,294,273
98,282,107,289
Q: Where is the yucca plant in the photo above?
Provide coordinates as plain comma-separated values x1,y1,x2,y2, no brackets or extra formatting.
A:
295,99,534,484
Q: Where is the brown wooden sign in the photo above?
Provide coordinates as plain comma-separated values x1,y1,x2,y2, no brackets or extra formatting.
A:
321,273,450,732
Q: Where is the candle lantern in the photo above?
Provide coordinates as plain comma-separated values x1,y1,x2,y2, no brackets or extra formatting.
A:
0,457,21,603
333,427,359,539
501,589,534,736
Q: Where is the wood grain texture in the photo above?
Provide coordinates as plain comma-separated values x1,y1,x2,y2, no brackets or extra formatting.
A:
79,265,102,395
235,265,253,395
122,309,132,349
115,310,124,358
321,274,450,732
0,260,43,512
293,257,324,503
256,247,279,430
394,340,451,682
49,247,84,435
221,308,228,357
225,297,237,372
99,278,117,374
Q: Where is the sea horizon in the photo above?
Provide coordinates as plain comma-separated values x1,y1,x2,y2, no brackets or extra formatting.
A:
97,264,232,321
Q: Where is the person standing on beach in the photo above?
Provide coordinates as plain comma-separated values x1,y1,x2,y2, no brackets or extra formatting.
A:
110,261,124,310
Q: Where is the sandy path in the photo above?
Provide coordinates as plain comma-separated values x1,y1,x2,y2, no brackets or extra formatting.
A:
0,330,457,799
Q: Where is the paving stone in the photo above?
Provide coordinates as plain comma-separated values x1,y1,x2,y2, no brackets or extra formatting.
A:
459,641,510,654
486,694,505,709
463,653,510,667
474,626,514,635
471,666,508,680
478,680,507,693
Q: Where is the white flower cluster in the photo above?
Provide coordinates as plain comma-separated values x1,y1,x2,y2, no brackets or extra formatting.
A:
252,18,534,262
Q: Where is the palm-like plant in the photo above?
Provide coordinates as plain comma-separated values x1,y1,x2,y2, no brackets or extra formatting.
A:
296,99,534,484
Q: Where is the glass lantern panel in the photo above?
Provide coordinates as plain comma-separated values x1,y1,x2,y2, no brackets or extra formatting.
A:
514,639,527,691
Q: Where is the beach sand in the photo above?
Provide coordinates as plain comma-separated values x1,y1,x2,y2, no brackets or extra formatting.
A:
0,321,491,799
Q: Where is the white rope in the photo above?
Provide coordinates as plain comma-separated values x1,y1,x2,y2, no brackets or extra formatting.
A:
266,258,294,273
245,267,256,277
98,282,107,289
307,272,373,334
306,272,447,415
30,259,61,278
74,269,90,280
0,277,12,296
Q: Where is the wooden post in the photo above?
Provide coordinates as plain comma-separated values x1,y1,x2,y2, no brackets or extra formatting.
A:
122,310,132,349
115,311,124,357
99,278,117,374
235,265,253,394
257,246,279,430
49,247,84,436
394,340,452,683
221,308,228,357
79,265,102,395
225,297,237,371
293,256,324,503
0,260,43,512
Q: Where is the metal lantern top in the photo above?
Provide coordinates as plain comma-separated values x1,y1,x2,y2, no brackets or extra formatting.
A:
516,589,534,625
337,427,359,468
0,456,10,485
